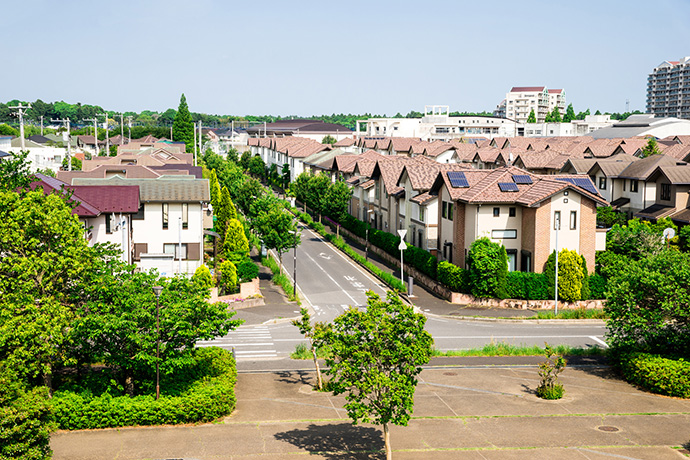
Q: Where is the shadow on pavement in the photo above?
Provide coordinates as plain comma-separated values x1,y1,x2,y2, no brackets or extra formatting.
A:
276,370,313,386
274,423,384,459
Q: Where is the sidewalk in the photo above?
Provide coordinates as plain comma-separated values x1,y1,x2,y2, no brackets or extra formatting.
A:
51,361,690,459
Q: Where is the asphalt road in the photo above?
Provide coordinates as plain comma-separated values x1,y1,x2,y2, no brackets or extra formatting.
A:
200,224,607,363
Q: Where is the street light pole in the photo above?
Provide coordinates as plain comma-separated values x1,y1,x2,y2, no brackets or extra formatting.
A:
152,286,164,400
554,214,560,316
365,209,374,262
289,227,298,298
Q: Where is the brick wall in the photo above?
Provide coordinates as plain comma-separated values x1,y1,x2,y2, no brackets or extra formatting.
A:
533,201,552,273
580,198,596,274
521,207,536,270
453,202,466,267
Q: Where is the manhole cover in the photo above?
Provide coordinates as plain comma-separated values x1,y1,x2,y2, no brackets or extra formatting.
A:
597,426,620,432
443,372,457,376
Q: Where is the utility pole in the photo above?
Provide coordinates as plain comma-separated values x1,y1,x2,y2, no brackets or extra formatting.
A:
83,118,98,156
193,123,197,164
119,113,124,140
40,115,44,136
9,103,31,151
126,116,133,144
98,113,109,155
52,118,72,171
198,121,202,163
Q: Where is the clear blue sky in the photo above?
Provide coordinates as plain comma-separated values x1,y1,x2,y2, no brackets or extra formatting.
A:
5,0,690,117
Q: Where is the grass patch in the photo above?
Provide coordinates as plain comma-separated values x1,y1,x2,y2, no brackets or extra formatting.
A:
431,342,606,357
261,256,300,304
290,342,332,360
532,309,607,320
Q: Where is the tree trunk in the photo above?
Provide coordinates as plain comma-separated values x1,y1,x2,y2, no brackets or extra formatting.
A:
125,371,134,396
311,344,323,390
383,423,392,460
42,366,53,397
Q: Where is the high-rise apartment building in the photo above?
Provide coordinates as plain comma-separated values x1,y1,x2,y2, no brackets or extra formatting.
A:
647,57,690,120
499,86,566,123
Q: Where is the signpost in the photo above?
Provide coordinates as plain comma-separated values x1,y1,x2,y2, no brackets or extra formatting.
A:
397,229,407,286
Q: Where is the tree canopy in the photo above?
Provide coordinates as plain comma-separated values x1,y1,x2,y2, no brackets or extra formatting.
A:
172,94,194,152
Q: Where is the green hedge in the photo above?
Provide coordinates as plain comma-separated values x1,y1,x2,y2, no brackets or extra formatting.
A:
50,347,237,430
619,353,690,398
437,261,469,293
505,272,550,300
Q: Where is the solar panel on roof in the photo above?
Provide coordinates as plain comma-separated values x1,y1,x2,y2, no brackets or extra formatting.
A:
498,182,519,192
447,171,469,188
512,174,533,184
555,177,598,195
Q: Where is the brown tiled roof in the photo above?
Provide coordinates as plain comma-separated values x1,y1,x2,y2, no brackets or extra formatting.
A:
390,137,423,153
510,86,546,92
594,159,638,178
334,137,355,147
670,207,690,223
636,204,675,220
561,158,598,174
360,179,375,189
410,191,435,204
333,154,360,173
618,154,685,180
659,143,690,161
650,165,690,184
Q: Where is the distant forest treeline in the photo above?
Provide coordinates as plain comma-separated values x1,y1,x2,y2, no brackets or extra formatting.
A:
0,99,640,133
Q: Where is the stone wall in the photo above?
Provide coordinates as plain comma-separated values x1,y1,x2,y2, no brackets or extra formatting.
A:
449,292,604,310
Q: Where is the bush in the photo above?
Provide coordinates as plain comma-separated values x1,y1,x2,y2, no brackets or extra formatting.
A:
619,353,690,398
219,260,237,295
0,365,55,460
505,272,549,300
437,261,469,293
50,347,237,430
544,249,585,302
588,273,607,299
236,259,259,283
192,265,214,289
467,238,507,299
535,344,566,400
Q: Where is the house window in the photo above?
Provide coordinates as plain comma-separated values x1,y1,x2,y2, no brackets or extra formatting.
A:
164,243,187,260
599,177,607,190
162,203,169,229
554,210,561,230
442,202,447,219
493,207,500,217
182,203,189,229
447,203,453,221
506,249,517,272
570,211,577,230
491,229,517,239
419,207,425,222
661,183,671,201
509,207,516,217
105,213,112,234
630,180,639,193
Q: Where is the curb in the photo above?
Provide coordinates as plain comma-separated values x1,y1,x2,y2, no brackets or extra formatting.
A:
428,313,606,325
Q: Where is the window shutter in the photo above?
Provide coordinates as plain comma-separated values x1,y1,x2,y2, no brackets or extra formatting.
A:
187,243,201,260
133,243,148,261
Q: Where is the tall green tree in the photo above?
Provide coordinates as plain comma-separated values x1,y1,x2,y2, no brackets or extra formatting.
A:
215,186,236,239
467,237,507,299
640,137,662,158
172,94,194,153
322,179,353,222
550,106,562,122
526,109,536,123
543,249,585,302
322,291,433,460
223,218,249,264
0,150,33,191
563,103,576,122
209,169,222,210
253,205,299,270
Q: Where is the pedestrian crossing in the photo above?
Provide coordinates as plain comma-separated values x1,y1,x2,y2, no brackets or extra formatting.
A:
197,325,278,360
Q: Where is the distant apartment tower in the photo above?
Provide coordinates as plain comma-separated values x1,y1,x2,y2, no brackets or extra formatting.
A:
646,57,690,120
500,86,566,123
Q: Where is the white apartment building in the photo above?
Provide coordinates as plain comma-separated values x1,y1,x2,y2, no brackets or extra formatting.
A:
647,57,690,120
356,105,520,141
501,87,566,124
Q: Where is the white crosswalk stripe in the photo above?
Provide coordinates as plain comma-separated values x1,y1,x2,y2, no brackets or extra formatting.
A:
197,325,278,359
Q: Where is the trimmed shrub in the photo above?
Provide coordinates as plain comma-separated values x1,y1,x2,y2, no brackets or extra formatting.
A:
619,353,690,398
588,273,607,300
192,265,214,289
544,249,585,302
505,272,550,300
438,261,469,293
219,260,237,295
236,259,259,283
50,347,237,430
467,238,507,299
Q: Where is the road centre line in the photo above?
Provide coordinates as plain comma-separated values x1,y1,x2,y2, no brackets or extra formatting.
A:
302,250,360,306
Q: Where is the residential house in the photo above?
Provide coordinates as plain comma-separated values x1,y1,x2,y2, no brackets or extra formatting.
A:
636,164,690,224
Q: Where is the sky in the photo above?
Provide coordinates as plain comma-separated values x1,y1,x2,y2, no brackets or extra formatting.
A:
4,0,690,117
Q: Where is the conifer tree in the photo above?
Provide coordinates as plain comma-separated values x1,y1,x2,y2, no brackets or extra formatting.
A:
526,109,536,123
172,93,194,153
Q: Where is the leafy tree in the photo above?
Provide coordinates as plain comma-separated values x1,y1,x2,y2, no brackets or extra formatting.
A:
235,177,264,215
253,204,299,270
605,250,690,356
526,109,536,123
563,103,576,122
322,179,353,222
226,147,239,163
0,364,55,460
467,237,507,298
640,137,662,158
322,291,433,460
596,206,626,228
223,218,249,264
74,270,240,395
0,123,18,136
594,109,602,115
307,172,331,217
236,259,259,283
321,134,337,145
0,150,33,191
543,249,585,302
209,169,221,210
248,155,266,178
61,156,82,171
576,108,590,120
0,188,110,390
172,94,194,153
281,164,291,189
291,171,312,205
292,307,327,390
218,260,238,295
606,219,664,259
239,151,251,170
549,106,562,123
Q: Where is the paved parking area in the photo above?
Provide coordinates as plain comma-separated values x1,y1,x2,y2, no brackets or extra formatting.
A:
52,365,690,459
